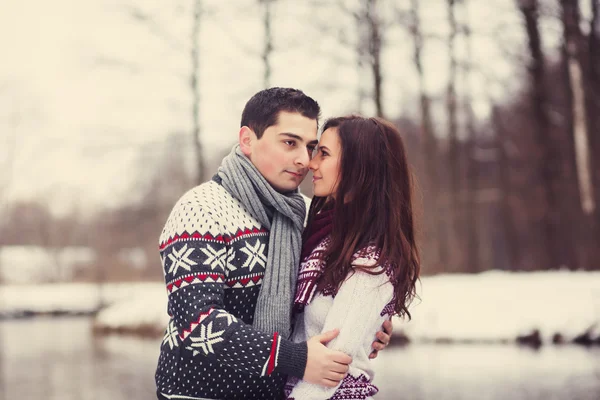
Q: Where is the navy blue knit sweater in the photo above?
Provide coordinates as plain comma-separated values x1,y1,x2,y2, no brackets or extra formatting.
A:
155,178,307,400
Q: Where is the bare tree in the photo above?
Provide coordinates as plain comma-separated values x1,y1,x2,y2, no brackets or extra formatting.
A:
561,0,595,215
37,201,65,283
0,99,21,280
592,0,600,97
121,2,205,184
336,0,385,117
560,0,598,269
1,199,70,282
363,0,384,117
491,105,520,270
460,0,480,273
446,0,463,270
518,0,560,268
408,0,445,271
591,0,600,108
191,0,205,184
259,0,274,88
588,0,600,202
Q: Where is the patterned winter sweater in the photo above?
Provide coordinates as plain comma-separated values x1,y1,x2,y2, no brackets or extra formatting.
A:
155,178,307,400
285,237,395,400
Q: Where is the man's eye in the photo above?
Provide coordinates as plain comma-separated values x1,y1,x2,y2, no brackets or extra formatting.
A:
284,140,296,147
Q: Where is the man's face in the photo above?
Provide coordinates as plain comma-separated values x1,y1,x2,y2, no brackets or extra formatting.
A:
241,111,318,193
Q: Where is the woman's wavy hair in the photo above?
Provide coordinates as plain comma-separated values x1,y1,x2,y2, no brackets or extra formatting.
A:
309,115,421,319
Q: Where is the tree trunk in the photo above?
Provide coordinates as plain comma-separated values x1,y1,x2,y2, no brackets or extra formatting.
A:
351,4,368,114
588,0,600,211
561,0,598,269
409,0,445,272
446,0,462,271
0,110,20,281
461,0,480,273
589,0,600,269
260,0,274,88
492,107,520,270
562,0,595,215
191,0,204,184
518,0,561,268
591,0,600,105
366,0,384,117
356,0,384,117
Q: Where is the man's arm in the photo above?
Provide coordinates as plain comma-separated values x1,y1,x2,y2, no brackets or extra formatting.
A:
304,329,352,386
160,199,348,382
369,319,393,359
159,200,305,377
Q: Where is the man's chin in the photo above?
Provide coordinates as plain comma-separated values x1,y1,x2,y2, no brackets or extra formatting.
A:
271,181,301,194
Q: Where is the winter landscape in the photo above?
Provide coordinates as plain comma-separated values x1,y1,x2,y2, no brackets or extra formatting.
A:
2,0,600,399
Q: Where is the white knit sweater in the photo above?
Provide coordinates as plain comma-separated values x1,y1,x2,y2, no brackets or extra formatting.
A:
286,237,395,400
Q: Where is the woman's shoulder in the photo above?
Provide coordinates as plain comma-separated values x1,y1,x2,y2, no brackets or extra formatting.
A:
350,245,395,283
350,244,381,268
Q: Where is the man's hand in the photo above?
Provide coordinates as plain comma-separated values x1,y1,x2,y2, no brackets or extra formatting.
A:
369,318,393,359
304,329,352,387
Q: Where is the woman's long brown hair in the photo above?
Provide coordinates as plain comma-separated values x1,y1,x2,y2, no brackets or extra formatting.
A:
309,116,420,319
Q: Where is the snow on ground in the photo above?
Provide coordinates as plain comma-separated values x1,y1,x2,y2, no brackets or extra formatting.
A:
0,282,161,316
1,270,599,342
395,270,600,343
0,246,148,284
92,284,169,334
0,246,96,283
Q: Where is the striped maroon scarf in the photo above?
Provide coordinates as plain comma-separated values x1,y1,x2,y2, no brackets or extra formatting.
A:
294,207,334,313
301,206,334,261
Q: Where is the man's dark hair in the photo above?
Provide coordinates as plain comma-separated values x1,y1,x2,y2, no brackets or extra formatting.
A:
240,87,321,138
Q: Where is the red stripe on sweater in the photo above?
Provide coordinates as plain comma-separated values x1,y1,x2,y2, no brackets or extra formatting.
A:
159,232,225,250
159,227,269,250
266,332,279,375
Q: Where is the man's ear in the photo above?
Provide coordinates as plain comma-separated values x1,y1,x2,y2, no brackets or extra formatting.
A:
239,126,255,157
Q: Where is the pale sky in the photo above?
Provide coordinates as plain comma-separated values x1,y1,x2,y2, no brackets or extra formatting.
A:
0,0,577,214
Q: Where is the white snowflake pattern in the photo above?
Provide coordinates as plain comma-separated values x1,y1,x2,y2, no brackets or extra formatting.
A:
162,320,179,350
167,244,198,274
216,311,238,326
200,245,226,271
225,247,237,276
187,321,225,355
240,240,267,271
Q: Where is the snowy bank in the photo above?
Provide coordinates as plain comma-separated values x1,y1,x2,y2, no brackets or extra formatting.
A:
92,284,168,336
395,270,600,344
0,282,161,318
91,270,600,344
2,270,599,344
0,246,96,283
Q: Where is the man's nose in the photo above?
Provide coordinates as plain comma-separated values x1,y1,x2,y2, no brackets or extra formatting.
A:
296,149,310,168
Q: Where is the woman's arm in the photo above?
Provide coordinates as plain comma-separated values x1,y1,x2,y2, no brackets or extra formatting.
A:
287,268,393,400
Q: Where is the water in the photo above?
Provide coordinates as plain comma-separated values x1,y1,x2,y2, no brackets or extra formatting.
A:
1,317,599,400
371,342,600,400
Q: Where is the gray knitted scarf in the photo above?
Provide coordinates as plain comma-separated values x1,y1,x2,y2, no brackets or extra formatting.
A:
217,146,306,339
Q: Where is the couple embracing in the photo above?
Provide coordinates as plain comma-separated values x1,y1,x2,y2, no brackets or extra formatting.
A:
155,88,420,400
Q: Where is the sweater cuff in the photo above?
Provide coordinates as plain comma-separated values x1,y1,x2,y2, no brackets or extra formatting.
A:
273,338,307,378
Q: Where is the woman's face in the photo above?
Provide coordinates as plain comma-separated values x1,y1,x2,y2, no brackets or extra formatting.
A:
309,127,342,197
